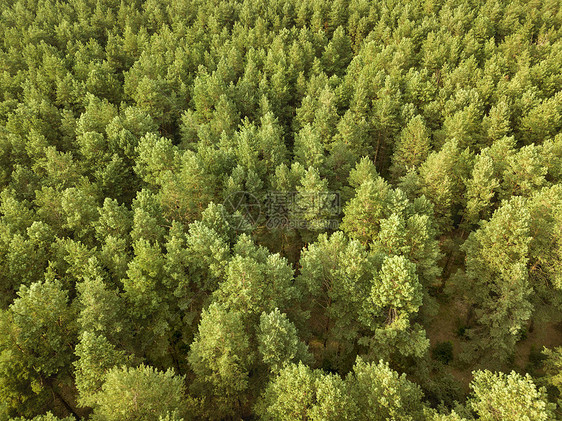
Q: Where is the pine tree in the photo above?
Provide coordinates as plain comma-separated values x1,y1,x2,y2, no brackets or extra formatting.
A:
321,26,353,77
342,160,441,289
294,167,337,240
502,144,548,199
460,197,532,363
297,232,373,369
418,140,472,233
76,272,130,346
364,255,427,360
188,303,254,419
255,363,354,421
482,100,511,144
7,280,76,379
257,309,311,373
134,133,180,187
293,124,326,170
543,346,562,400
464,154,500,227
340,170,391,245
91,365,188,421
526,185,562,311
390,115,432,180
73,332,128,408
130,189,166,245
95,198,132,282
468,370,555,420
0,280,77,417
123,238,173,362
158,150,218,225
345,358,426,420
184,217,231,293
212,237,297,319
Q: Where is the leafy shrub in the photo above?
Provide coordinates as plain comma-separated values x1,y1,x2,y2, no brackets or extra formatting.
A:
432,341,454,365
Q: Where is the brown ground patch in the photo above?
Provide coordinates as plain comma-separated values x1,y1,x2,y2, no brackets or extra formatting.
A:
514,320,562,371
427,296,562,393
426,297,473,392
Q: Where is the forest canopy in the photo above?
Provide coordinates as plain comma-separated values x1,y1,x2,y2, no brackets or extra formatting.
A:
1,0,562,419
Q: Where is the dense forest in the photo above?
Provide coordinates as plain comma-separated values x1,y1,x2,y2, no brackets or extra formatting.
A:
1,0,562,419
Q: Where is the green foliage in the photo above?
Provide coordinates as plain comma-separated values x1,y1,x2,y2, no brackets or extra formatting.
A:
460,197,533,363
256,358,427,420
1,0,562,417
0,280,76,418
10,413,75,421
468,370,555,420
342,159,442,289
76,273,129,344
346,358,426,420
418,140,472,233
543,346,562,397
257,309,312,373
187,303,253,419
73,332,128,408
391,115,432,180
298,232,428,369
432,342,454,365
7,280,76,378
212,240,297,318
255,363,354,421
90,365,187,421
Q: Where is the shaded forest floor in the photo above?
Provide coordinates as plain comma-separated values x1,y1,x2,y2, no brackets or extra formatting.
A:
425,230,562,393
426,293,562,394
426,295,473,392
514,321,562,372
